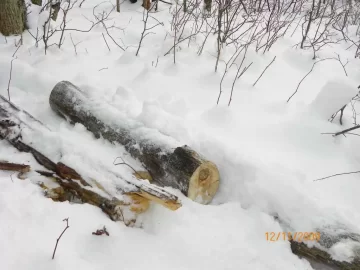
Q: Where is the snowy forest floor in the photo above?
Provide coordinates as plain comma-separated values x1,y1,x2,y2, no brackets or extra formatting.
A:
1,0,360,269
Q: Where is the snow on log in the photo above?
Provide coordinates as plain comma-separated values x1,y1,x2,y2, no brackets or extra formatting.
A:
0,94,181,225
278,217,360,269
49,81,220,204
290,236,360,270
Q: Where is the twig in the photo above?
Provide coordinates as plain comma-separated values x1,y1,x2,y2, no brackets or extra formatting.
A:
12,45,21,57
52,218,70,260
7,57,17,102
335,53,349,77
113,157,143,179
287,58,331,103
253,56,276,87
339,104,346,125
10,172,15,182
70,34,82,56
100,21,125,51
333,125,360,137
102,33,111,51
314,170,360,181
92,226,110,236
98,67,108,71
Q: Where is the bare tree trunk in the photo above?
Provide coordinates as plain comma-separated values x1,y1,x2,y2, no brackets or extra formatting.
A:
143,0,151,10
31,0,42,5
204,0,212,12
116,0,120,12
0,0,27,36
51,0,61,21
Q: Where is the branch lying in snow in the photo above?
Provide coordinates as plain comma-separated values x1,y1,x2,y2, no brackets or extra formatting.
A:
0,162,30,173
92,226,109,236
52,218,70,259
327,125,360,137
0,161,30,180
314,170,360,181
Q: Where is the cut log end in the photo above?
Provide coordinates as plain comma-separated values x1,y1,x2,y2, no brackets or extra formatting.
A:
134,190,181,211
188,161,220,204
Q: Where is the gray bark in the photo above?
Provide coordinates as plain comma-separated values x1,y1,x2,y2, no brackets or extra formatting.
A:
0,0,27,36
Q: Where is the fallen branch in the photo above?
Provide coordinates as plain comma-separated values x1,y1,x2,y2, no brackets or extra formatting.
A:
92,226,109,236
333,125,360,137
0,162,30,173
52,218,70,260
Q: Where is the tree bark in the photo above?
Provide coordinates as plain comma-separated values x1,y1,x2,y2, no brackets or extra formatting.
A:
49,81,220,204
0,0,27,36
51,0,61,21
204,0,212,13
31,0,42,6
291,239,360,270
143,0,151,10
0,161,30,173
277,217,360,269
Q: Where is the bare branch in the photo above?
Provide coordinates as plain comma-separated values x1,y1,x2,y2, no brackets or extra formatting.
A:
287,58,332,103
52,218,70,260
252,56,276,87
314,170,360,181
7,57,17,102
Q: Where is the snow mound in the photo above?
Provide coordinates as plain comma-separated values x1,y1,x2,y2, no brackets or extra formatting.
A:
309,78,359,119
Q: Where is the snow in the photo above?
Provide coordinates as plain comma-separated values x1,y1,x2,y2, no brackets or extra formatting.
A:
329,239,360,263
309,78,359,120
1,0,360,270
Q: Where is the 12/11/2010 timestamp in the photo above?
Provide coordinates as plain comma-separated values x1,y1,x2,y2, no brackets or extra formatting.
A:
265,232,321,242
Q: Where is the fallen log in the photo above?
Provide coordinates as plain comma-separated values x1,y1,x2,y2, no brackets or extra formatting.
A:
49,81,220,204
290,239,360,270
0,94,181,225
276,217,360,269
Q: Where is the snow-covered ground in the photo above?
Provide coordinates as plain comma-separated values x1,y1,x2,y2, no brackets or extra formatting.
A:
1,1,360,269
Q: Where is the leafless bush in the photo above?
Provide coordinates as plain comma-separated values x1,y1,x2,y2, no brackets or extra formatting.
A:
164,0,205,63
136,3,164,56
58,0,79,48
38,1,115,54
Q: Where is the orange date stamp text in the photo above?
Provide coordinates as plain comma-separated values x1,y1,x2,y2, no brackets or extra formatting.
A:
265,232,321,242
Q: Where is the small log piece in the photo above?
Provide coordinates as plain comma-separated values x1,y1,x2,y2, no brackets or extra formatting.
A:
0,161,30,173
